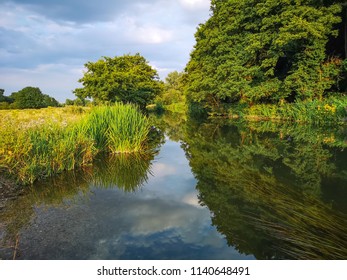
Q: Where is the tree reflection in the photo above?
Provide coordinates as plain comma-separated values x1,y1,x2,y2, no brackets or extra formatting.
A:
183,118,347,259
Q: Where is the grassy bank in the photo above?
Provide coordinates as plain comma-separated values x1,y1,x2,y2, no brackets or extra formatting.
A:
210,97,347,124
147,102,187,115
0,104,151,184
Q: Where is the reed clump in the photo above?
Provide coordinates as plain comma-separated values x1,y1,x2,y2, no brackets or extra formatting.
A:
0,122,95,184
0,104,151,184
83,104,150,153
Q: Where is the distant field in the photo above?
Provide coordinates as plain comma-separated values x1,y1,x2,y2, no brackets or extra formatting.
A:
0,106,88,131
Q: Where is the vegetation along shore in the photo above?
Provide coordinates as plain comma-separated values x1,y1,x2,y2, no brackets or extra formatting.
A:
0,105,152,185
1,0,347,187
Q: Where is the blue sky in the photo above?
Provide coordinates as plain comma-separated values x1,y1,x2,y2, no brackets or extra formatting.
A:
0,0,210,102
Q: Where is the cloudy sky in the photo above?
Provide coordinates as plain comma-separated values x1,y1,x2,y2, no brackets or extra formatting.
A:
0,0,211,102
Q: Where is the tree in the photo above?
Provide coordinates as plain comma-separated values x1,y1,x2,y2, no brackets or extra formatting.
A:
74,53,163,108
185,0,344,109
0,89,4,100
43,94,60,107
157,71,186,105
10,87,59,109
64,97,89,106
0,89,12,109
0,89,12,103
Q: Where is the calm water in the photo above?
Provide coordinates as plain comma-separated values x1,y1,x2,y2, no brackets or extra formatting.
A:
1,114,347,259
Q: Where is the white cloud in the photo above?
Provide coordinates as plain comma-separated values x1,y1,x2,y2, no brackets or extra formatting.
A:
122,16,173,44
151,162,177,177
179,0,210,10
182,192,203,208
0,0,211,101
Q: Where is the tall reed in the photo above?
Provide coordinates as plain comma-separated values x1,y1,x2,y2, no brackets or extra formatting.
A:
0,122,96,184
83,104,151,153
0,104,151,184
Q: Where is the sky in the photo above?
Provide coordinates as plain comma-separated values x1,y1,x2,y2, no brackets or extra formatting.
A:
0,0,211,102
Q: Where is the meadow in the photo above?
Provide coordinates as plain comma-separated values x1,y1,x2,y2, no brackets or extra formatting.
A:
0,105,151,185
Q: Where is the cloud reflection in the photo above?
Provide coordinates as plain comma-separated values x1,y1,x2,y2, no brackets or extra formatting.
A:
9,139,251,259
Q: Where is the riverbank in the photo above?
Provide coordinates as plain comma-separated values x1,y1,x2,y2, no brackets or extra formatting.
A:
0,175,22,210
0,104,152,185
207,97,347,125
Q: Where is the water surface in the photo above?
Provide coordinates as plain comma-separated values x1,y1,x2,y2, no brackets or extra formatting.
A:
1,114,347,260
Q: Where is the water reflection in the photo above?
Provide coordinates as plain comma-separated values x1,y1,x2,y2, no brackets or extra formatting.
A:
0,139,245,260
181,118,347,259
1,113,347,260
91,153,154,191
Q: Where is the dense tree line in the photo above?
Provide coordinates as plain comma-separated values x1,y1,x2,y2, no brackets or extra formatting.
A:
0,87,59,109
185,0,347,110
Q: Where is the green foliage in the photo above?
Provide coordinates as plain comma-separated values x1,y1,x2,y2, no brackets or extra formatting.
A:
0,122,96,184
340,59,347,91
74,53,163,108
9,87,59,109
180,117,347,259
154,71,187,113
83,105,151,153
0,104,152,184
186,0,344,108
0,89,12,103
162,71,186,104
65,97,90,106
0,102,10,110
224,96,347,124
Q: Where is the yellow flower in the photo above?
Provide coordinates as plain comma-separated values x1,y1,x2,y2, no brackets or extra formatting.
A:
323,136,335,144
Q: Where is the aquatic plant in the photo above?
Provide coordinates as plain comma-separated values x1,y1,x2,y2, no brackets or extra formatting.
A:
105,105,150,153
0,121,96,184
0,104,152,184
83,104,151,153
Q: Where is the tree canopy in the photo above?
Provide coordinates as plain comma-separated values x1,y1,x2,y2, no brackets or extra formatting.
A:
74,53,163,108
185,0,346,109
0,87,59,109
10,87,59,109
0,89,12,103
156,71,185,105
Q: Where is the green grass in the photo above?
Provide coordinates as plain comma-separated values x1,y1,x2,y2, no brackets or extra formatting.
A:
105,105,150,153
83,104,151,153
0,104,151,184
224,96,347,124
0,122,96,184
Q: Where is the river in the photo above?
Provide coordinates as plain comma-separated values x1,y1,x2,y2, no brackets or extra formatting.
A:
1,113,347,259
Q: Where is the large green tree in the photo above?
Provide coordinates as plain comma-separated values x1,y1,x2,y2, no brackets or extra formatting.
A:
186,0,344,109
74,53,163,108
10,87,59,109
